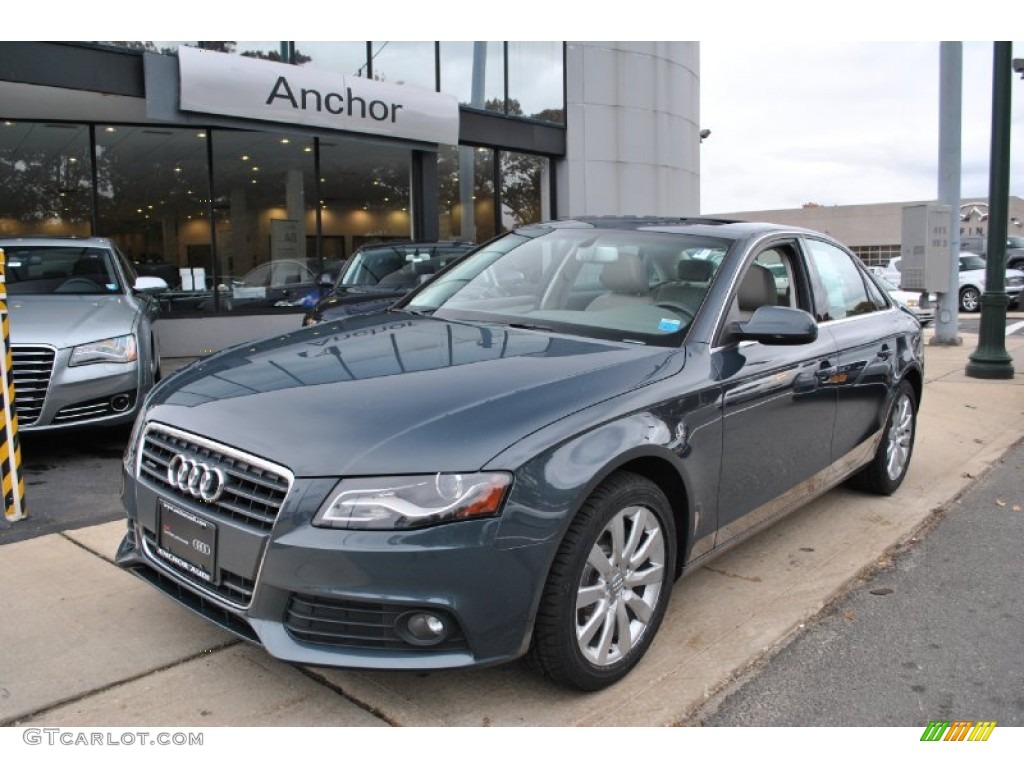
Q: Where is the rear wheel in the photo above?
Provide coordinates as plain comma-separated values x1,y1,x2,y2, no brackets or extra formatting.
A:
848,379,917,495
528,471,676,691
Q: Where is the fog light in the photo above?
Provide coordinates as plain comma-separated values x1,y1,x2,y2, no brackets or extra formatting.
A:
396,610,450,646
110,393,132,412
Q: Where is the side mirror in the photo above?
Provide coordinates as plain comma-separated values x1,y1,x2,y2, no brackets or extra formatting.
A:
732,305,818,345
134,276,169,293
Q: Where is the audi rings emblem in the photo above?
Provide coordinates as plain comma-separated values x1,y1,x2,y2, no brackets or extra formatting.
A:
167,454,226,502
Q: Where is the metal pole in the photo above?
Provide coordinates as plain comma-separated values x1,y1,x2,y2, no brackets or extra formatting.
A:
966,42,1014,379
933,42,962,346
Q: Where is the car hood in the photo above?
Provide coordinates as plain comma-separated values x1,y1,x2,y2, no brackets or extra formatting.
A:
8,295,138,347
145,312,684,476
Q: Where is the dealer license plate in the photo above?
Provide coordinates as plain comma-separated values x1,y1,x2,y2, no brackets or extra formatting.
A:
156,500,217,583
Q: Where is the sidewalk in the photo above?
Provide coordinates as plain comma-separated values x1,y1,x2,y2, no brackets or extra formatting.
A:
2,331,1023,727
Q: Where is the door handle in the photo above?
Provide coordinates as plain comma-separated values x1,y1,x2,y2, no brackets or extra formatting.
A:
815,360,835,382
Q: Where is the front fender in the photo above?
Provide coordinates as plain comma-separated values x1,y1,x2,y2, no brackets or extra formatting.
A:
490,378,723,567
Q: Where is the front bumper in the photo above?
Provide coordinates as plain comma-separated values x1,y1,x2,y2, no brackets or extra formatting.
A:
13,344,143,431
117,424,555,670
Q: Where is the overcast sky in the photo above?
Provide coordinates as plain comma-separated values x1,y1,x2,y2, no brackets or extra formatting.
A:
699,40,1024,214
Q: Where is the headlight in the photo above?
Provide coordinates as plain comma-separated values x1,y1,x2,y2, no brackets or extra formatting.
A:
69,334,137,366
314,472,512,530
123,414,147,474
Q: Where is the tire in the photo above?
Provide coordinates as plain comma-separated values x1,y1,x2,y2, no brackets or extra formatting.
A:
527,471,676,691
959,286,981,313
848,379,917,495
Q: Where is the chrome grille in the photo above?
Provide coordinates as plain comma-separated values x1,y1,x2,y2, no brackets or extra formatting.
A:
11,345,55,426
138,423,292,532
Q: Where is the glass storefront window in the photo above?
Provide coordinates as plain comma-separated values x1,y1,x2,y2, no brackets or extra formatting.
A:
369,41,436,90
94,124,209,286
296,42,368,75
94,41,287,59
501,151,549,228
438,144,495,244
0,121,92,236
318,136,412,256
439,42,504,112
209,129,320,313
508,42,564,124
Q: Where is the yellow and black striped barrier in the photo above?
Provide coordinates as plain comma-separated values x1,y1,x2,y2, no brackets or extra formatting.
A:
0,247,26,522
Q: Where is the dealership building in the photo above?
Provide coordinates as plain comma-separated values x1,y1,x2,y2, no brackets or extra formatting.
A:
713,196,1024,268
0,41,701,356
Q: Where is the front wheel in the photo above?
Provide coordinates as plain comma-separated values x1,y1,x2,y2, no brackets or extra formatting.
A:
959,286,981,312
848,379,917,495
528,471,676,691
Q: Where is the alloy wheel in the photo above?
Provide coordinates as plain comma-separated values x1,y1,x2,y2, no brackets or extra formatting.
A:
885,392,914,481
574,504,667,666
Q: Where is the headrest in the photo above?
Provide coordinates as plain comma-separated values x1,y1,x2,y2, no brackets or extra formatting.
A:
677,259,714,282
600,254,649,294
738,263,777,311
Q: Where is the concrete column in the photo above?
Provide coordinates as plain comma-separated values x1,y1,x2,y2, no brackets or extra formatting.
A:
556,42,701,217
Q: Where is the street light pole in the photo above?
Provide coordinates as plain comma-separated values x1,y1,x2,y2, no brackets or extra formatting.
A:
933,42,962,346
966,42,1015,379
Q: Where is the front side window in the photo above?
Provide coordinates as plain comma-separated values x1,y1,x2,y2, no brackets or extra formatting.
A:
805,238,882,321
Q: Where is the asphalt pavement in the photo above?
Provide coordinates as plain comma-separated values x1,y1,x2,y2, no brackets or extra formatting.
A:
697,438,1024,727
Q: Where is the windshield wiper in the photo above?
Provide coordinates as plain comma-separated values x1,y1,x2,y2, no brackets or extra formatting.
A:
506,321,555,332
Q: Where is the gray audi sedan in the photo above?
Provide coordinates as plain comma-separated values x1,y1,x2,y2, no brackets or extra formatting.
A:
117,217,923,690
3,236,166,431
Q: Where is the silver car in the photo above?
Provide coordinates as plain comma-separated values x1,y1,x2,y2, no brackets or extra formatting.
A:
884,253,1024,312
2,237,166,431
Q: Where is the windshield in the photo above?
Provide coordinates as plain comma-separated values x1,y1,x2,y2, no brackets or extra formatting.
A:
405,227,731,346
3,245,124,296
1008,237,1024,249
337,245,470,289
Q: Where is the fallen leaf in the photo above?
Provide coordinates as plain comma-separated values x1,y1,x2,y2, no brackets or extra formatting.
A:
996,499,1006,507
842,611,855,621
1013,505,1022,513
961,472,975,479
870,588,895,596
973,438,985,444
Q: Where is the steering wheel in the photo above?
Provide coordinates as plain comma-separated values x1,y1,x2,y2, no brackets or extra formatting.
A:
55,277,101,293
654,302,695,323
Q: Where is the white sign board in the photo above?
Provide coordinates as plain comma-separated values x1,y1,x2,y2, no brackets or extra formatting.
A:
178,46,459,145
270,219,301,262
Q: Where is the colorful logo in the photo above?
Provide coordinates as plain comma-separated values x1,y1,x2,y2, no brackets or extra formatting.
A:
920,721,997,742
